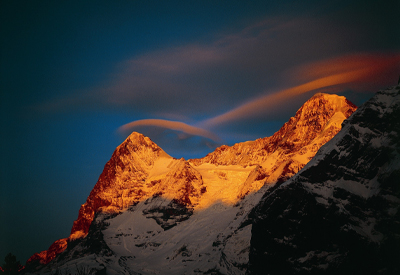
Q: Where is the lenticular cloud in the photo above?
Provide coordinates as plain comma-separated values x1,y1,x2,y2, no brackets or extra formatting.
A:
118,119,221,142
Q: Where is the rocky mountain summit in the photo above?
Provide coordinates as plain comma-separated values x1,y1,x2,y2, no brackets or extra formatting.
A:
25,93,358,274
191,93,357,184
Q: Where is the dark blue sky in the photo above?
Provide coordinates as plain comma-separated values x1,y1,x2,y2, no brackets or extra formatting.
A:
1,0,399,263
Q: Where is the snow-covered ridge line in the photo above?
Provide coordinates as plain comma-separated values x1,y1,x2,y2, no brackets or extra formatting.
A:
25,92,357,274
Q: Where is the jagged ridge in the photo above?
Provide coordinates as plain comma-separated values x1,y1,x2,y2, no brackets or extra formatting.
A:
190,93,357,185
26,93,357,271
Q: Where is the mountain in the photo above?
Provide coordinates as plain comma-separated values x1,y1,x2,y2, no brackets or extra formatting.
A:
248,86,400,274
25,93,357,274
191,93,357,186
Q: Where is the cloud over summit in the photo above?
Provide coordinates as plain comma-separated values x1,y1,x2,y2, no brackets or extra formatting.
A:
118,119,221,143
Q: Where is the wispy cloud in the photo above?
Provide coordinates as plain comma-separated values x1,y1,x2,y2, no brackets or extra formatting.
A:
36,11,400,146
200,52,400,128
37,13,398,118
118,119,221,142
116,51,400,144
38,15,355,114
289,53,400,88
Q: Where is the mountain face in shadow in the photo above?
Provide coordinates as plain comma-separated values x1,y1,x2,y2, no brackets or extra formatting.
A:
25,93,362,274
248,86,400,275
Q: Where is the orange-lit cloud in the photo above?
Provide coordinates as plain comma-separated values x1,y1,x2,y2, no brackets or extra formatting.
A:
289,53,400,88
118,119,221,142
201,53,400,128
35,11,399,121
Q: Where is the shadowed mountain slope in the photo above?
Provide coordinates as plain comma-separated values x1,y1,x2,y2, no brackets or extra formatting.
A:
248,86,400,274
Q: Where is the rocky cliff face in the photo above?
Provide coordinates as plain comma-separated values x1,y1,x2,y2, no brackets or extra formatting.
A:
70,133,169,239
25,93,357,273
248,86,400,274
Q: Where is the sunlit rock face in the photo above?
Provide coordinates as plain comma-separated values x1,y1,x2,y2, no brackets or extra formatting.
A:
191,93,357,185
70,133,174,238
25,93,357,274
26,239,68,265
248,86,400,274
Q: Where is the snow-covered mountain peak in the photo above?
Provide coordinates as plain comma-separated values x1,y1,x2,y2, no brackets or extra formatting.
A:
190,93,357,185
281,92,356,146
191,93,356,167
296,86,400,198
26,92,358,273
118,131,172,168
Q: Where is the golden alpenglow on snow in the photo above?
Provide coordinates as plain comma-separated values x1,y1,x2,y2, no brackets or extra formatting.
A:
26,93,357,274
